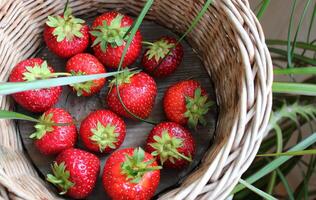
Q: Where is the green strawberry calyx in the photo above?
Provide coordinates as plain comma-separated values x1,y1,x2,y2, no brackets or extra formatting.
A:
29,113,54,140
90,121,119,152
121,148,161,183
109,70,137,87
184,88,214,129
70,71,95,96
46,162,75,195
22,61,70,81
46,7,85,42
150,130,192,165
144,39,174,62
90,14,130,52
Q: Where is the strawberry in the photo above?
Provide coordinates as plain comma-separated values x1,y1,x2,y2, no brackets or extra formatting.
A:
106,71,157,119
142,36,183,78
47,148,100,199
145,122,195,169
90,11,142,69
163,80,213,129
44,7,90,58
79,109,126,153
30,108,77,155
103,148,161,200
66,53,106,96
9,58,63,112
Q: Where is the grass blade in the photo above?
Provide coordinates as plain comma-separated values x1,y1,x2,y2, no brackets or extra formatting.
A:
287,0,297,68
290,0,312,65
266,40,316,51
239,179,277,200
0,110,39,122
269,47,316,65
257,0,271,19
272,82,316,96
274,67,316,75
232,133,316,194
114,0,157,124
266,125,283,194
275,168,295,200
0,71,122,95
257,149,316,157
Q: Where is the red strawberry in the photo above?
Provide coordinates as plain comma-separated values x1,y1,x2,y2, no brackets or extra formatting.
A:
9,58,62,112
44,7,90,58
79,109,126,153
142,36,183,78
31,108,77,155
106,71,157,119
47,148,100,199
66,53,106,96
145,122,195,169
103,148,160,200
90,11,142,69
163,80,213,129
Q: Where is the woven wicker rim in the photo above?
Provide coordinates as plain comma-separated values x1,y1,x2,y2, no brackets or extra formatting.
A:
0,0,272,199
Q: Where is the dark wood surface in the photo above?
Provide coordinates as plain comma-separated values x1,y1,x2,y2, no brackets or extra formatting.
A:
17,19,217,199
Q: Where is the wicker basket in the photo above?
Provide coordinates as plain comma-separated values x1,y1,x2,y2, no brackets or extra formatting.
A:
0,0,272,199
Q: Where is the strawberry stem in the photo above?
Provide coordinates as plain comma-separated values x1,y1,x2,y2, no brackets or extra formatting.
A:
150,131,192,164
121,148,161,183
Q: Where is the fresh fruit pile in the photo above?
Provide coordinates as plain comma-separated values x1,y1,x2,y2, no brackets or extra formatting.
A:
9,6,214,200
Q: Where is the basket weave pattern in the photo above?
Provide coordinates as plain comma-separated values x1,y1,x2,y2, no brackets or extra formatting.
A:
0,0,272,199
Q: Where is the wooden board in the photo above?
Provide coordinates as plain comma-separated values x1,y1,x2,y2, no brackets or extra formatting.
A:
17,19,217,199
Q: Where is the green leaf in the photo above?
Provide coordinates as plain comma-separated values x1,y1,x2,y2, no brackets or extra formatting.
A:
275,168,295,200
272,82,316,96
257,149,316,157
232,132,316,194
269,47,316,65
0,110,39,122
265,124,282,195
238,179,277,200
290,0,312,67
0,71,122,95
287,0,297,68
256,0,271,19
274,67,316,75
267,40,316,51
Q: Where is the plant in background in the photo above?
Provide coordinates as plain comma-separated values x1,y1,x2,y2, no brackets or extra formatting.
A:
233,0,316,199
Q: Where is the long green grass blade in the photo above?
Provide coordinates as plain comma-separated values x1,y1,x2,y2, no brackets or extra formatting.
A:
114,0,157,124
274,67,316,75
276,168,295,200
257,0,271,19
257,149,316,157
306,2,316,44
267,40,316,51
272,82,316,96
302,2,316,56
290,0,312,66
238,179,277,200
232,133,316,194
0,110,39,122
269,47,316,65
0,71,122,95
287,0,297,68
266,125,283,194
